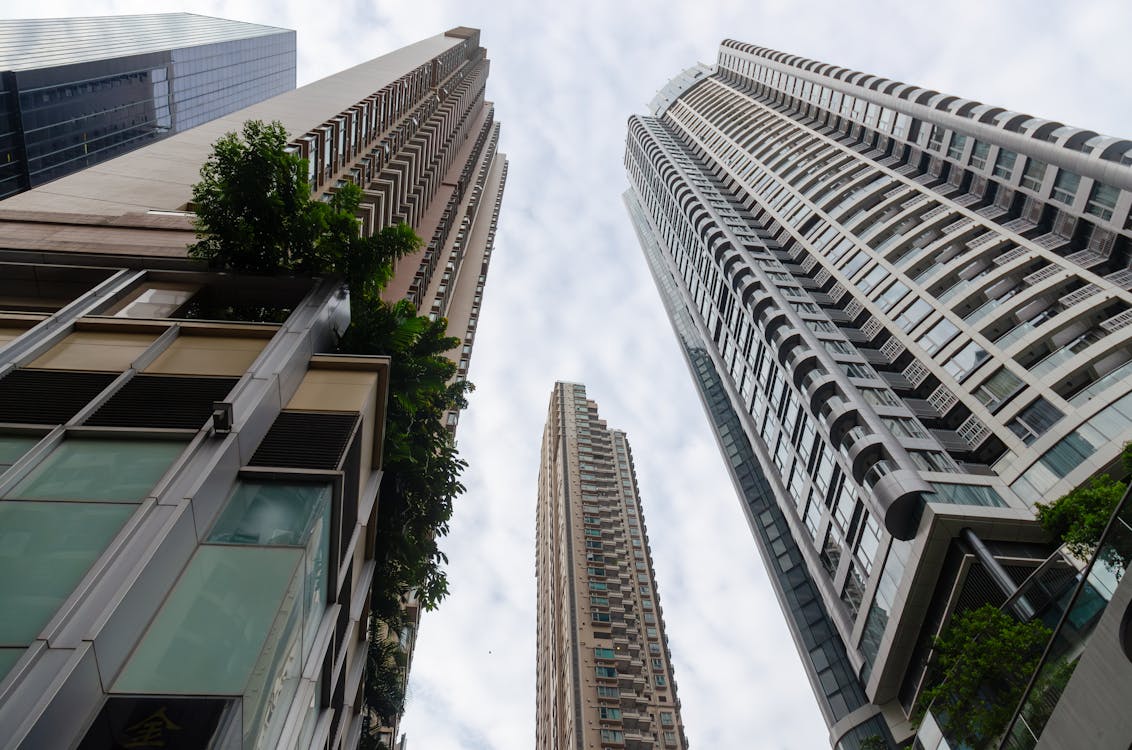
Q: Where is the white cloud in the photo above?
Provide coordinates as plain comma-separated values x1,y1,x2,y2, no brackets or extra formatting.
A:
9,1,1129,747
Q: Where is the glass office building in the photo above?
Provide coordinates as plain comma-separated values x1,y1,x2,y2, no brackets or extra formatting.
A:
0,13,295,199
625,40,1132,747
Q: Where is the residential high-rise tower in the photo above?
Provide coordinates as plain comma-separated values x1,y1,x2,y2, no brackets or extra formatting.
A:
536,382,688,750
0,13,297,199
0,27,504,750
625,41,1132,747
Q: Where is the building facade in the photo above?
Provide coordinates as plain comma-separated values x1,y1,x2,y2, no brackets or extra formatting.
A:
0,27,505,750
624,41,1132,747
536,382,688,750
0,13,297,200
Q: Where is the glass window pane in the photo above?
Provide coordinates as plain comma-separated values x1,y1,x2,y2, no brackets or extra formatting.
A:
929,482,1007,507
0,500,134,643
0,647,23,679
11,438,184,502
0,435,40,471
113,545,303,695
208,482,331,547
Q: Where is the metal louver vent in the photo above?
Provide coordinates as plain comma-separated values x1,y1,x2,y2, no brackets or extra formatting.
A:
249,411,360,471
0,369,116,424
86,375,238,429
993,246,1029,266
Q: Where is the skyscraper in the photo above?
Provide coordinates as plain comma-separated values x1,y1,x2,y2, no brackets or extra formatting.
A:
536,382,688,750
624,41,1132,747
0,27,504,750
0,13,297,199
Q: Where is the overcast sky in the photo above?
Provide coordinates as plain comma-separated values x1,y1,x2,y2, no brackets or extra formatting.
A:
15,1,1132,747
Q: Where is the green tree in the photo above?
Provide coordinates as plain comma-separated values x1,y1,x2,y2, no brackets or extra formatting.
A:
1035,474,1126,559
188,120,421,287
858,735,888,750
916,604,1051,747
188,120,315,273
338,299,471,616
190,119,463,746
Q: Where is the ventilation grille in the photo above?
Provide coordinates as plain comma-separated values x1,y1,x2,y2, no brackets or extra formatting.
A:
86,375,238,429
993,245,1029,267
0,369,117,424
250,411,359,470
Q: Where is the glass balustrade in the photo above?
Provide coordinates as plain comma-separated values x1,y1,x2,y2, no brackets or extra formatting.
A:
864,458,897,487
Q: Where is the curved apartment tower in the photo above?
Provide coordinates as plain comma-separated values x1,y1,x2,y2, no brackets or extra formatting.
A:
624,41,1132,747
536,382,688,750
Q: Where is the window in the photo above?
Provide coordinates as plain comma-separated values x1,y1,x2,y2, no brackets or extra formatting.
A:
12,438,185,502
1021,158,1047,191
1086,183,1119,220
1052,170,1080,204
599,707,622,720
860,387,901,407
0,435,40,474
894,298,932,331
973,367,1023,411
943,341,989,381
1008,397,1064,445
929,482,1007,507
928,125,945,151
918,318,959,354
665,731,678,745
881,416,929,439
595,667,617,679
855,513,881,573
876,280,910,311
591,596,609,606
597,685,619,698
947,133,967,160
590,581,607,591
660,712,675,726
822,340,857,355
993,148,1017,178
909,450,959,473
842,362,876,379
592,612,611,623
970,140,990,169
654,675,667,687
805,319,839,333
601,729,624,743
594,648,615,659
857,265,888,293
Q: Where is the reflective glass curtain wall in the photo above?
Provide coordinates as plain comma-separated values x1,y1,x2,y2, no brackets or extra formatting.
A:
0,14,295,198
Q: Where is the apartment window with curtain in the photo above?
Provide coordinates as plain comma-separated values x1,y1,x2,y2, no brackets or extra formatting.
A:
1086,183,1119,220
1021,158,1047,191
969,140,990,169
993,148,1018,178
946,133,967,160
1052,170,1081,205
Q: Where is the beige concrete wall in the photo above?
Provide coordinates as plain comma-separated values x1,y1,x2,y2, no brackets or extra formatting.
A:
0,33,464,218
